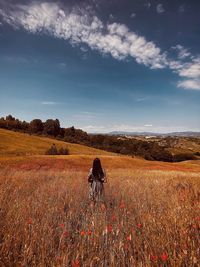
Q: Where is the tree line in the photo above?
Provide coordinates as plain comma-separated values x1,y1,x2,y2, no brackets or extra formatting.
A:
0,115,195,162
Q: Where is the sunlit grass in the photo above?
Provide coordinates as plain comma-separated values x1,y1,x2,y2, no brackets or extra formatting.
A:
0,166,199,266
0,128,115,156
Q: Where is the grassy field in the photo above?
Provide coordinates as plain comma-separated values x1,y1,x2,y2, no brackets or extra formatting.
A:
0,128,115,157
0,129,200,266
0,166,199,267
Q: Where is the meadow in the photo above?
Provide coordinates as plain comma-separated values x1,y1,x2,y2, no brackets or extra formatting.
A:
0,155,199,267
0,129,200,266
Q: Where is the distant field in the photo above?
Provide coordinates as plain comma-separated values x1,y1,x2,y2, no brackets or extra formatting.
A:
0,128,115,157
1,128,200,173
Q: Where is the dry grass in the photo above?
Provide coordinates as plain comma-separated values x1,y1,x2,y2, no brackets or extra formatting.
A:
0,162,199,267
0,128,115,156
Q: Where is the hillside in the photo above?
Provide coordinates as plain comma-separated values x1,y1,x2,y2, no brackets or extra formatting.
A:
0,128,115,157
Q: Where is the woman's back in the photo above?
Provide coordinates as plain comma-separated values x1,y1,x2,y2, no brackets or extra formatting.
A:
88,158,106,201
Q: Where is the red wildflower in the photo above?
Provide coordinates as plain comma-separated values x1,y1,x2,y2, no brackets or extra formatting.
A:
195,217,200,221
80,231,85,236
59,223,65,229
137,223,142,229
72,259,80,267
27,218,33,225
150,255,158,262
119,202,125,209
87,230,92,236
111,214,117,222
126,234,131,241
161,253,168,261
107,224,113,233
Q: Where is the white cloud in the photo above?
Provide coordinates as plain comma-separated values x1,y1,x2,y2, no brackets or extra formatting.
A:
171,58,200,90
109,14,114,20
156,4,165,14
130,13,136,18
144,124,153,127
177,80,200,90
41,101,58,105
0,1,168,69
0,2,200,92
172,45,191,60
178,59,200,78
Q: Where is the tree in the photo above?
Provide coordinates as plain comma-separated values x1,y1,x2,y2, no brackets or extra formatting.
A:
43,119,60,136
6,115,15,121
29,119,43,133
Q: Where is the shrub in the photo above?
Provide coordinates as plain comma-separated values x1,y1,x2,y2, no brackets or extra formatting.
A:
46,144,58,155
46,144,69,155
173,153,196,162
58,147,69,155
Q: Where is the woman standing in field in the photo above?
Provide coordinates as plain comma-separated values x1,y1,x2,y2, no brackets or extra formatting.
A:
88,158,106,202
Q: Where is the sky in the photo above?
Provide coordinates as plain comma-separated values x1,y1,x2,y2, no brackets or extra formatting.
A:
0,0,200,133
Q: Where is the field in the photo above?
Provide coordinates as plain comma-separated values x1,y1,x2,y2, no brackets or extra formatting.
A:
0,129,200,266
0,128,115,157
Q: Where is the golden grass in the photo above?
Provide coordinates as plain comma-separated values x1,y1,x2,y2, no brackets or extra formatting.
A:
0,129,200,266
0,163,199,266
0,128,115,156
1,154,200,174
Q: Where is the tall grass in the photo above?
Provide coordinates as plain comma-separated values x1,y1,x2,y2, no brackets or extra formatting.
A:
0,167,199,266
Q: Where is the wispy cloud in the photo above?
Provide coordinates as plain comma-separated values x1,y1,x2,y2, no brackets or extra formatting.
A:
130,13,136,18
172,45,191,60
0,1,168,69
135,96,149,102
172,58,200,90
177,80,200,90
0,1,200,90
156,4,165,14
144,124,153,127
41,101,59,105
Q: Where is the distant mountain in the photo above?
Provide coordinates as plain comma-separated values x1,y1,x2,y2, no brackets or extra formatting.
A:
108,131,200,137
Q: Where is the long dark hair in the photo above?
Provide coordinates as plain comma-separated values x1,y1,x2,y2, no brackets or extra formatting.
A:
92,158,104,179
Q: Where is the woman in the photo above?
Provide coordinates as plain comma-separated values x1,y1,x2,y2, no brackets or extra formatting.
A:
88,158,106,202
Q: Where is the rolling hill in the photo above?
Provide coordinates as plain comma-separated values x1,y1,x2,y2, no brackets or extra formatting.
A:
0,128,115,157
0,128,200,173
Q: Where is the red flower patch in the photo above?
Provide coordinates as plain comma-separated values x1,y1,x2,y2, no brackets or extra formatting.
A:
107,224,113,233
87,230,92,236
119,202,125,209
111,214,117,222
27,218,33,225
80,230,86,236
72,259,80,267
161,253,168,261
59,223,65,229
126,234,131,241
150,255,158,262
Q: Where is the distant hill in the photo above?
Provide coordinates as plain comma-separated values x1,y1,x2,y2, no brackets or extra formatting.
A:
109,131,200,137
0,128,115,157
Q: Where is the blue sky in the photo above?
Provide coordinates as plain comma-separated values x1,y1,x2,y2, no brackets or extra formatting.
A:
0,0,200,133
